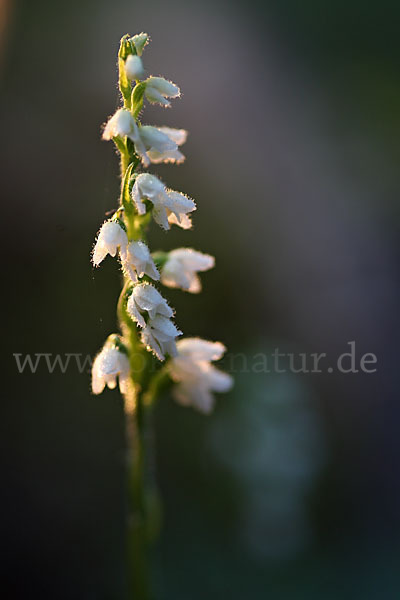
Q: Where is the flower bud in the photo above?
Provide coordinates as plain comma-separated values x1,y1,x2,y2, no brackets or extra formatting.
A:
130,32,149,56
125,55,145,80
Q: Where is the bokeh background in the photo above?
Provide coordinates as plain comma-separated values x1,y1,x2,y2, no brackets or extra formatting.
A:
2,0,400,598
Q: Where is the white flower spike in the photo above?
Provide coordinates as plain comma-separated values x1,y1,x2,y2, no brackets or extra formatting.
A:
94,32,232,422
93,36,234,586
125,54,145,80
169,338,233,413
92,343,130,395
121,240,159,282
141,315,182,361
93,220,128,266
161,248,215,293
144,77,180,107
131,173,196,230
127,283,173,328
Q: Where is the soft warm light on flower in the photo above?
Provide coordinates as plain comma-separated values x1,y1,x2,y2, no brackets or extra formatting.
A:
130,32,149,56
102,108,135,140
168,338,233,413
161,248,215,292
92,220,128,266
127,283,173,328
92,343,130,395
131,173,196,230
145,126,187,163
93,32,232,596
121,240,159,282
144,77,180,107
141,315,182,361
125,54,145,80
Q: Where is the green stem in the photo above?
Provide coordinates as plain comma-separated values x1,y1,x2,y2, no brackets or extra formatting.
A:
125,389,150,600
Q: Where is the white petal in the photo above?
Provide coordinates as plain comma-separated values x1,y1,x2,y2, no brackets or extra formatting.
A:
187,273,201,293
165,190,196,215
152,205,171,230
130,33,149,56
106,375,117,389
102,109,134,140
157,127,187,146
202,363,233,392
92,242,108,267
146,77,180,97
161,249,213,293
119,373,130,395
176,338,226,362
123,240,159,281
132,173,166,208
127,293,146,328
91,358,106,394
173,382,215,413
167,212,192,229
147,148,185,164
145,87,171,107
91,346,130,395
146,260,160,281
131,180,147,215
139,126,176,153
161,257,191,290
141,326,165,361
169,248,214,272
92,221,128,266
121,255,139,283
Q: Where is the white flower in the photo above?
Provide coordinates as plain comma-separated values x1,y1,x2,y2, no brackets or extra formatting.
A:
130,126,188,166
127,283,173,328
131,173,196,230
157,126,187,145
145,126,187,164
92,344,130,395
130,33,149,56
161,248,215,293
168,338,233,413
92,221,128,266
141,315,182,361
102,109,135,140
144,77,180,107
102,111,187,167
135,125,187,166
121,240,159,282
125,55,145,80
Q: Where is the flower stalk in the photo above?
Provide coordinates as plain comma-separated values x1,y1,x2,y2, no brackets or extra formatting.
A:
91,32,233,599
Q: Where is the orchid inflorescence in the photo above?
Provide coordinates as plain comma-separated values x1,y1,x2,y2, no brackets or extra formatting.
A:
91,32,232,413
89,32,233,599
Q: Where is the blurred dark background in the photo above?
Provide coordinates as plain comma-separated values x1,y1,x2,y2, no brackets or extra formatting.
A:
1,0,400,598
